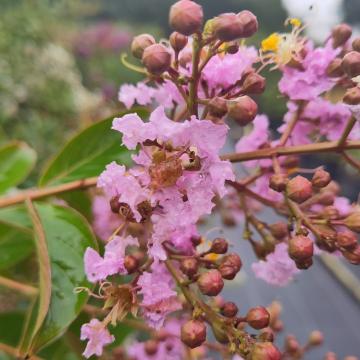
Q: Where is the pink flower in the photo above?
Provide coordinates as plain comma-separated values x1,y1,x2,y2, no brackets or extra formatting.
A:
118,82,154,109
84,235,138,282
252,243,300,286
279,42,339,101
138,263,182,328
81,319,114,358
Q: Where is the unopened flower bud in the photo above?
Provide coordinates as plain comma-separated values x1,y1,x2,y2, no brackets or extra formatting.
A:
131,34,156,59
342,245,360,265
332,23,352,48
312,168,331,188
353,38,360,52
269,222,288,240
169,0,203,36
317,191,335,206
250,342,281,360
344,357,359,360
110,195,121,213
169,31,188,52
218,253,242,280
324,352,338,360
124,255,139,274
227,96,258,126
246,306,270,330
181,320,206,348
213,13,244,41
221,301,238,317
286,176,313,203
259,328,275,342
269,174,287,192
179,51,192,67
285,335,300,354
142,44,171,75
242,72,266,94
344,210,360,232
208,97,228,117
288,235,314,261
336,231,358,250
237,10,258,38
144,340,158,355
197,269,224,296
341,51,360,78
210,237,228,254
180,257,199,277
272,319,284,332
308,330,324,346
343,86,360,105
326,58,344,77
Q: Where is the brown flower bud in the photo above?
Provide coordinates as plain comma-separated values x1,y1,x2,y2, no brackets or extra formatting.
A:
288,235,314,261
312,168,331,188
341,51,360,78
131,34,156,59
326,58,344,77
250,342,281,360
181,320,206,348
197,269,224,296
169,31,188,52
142,44,171,75
332,23,352,48
110,195,121,214
180,257,199,277
259,328,275,342
221,301,238,317
269,222,288,240
342,245,360,265
144,340,158,355
210,237,228,254
237,10,258,38
269,174,288,192
227,96,258,126
336,231,358,250
308,330,324,346
213,13,244,41
242,72,266,94
344,210,360,232
208,97,228,117
124,255,139,274
246,306,270,330
343,86,360,105
324,352,338,360
286,176,313,203
169,0,203,36
353,37,360,52
218,253,242,280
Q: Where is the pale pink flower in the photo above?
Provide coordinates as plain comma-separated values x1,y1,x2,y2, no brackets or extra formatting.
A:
118,82,154,109
81,319,114,358
252,243,300,286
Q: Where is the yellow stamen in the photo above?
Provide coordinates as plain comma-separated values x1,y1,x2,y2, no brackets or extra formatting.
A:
289,18,301,28
261,33,281,52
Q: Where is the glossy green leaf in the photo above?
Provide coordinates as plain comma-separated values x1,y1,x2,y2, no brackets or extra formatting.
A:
0,142,36,194
20,203,97,356
39,109,147,186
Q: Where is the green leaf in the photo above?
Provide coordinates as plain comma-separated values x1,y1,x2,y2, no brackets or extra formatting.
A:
0,312,26,347
39,109,148,186
0,142,36,194
20,203,98,356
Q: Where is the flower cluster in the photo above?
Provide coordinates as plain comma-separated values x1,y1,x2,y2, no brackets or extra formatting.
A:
80,1,360,359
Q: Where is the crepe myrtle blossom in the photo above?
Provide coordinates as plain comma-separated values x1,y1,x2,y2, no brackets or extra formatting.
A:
81,319,115,358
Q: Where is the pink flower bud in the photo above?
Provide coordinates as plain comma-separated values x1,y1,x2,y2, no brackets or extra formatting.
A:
227,96,258,126
343,86,360,105
237,10,258,38
250,342,281,360
324,352,338,360
317,191,335,206
213,13,244,41
142,44,172,75
353,37,360,52
332,23,352,48
221,301,238,317
208,97,228,117
308,330,324,346
169,31,188,52
344,210,360,233
341,51,360,78
131,34,156,59
181,320,206,348
124,255,139,274
210,237,228,254
269,222,288,240
197,269,224,296
218,253,242,280
269,174,288,192
312,168,331,188
288,235,314,261
246,306,270,330
286,175,313,203
336,231,358,250
242,72,266,94
169,0,203,36
285,335,300,354
180,257,199,277
326,58,344,77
